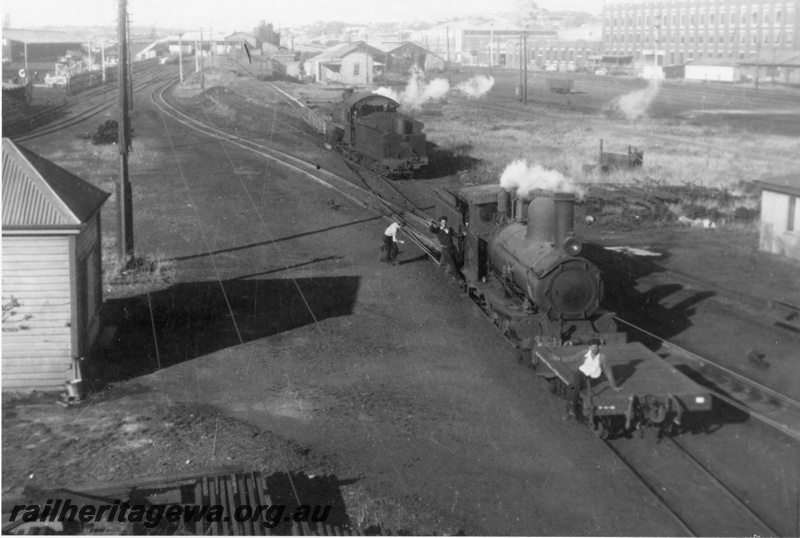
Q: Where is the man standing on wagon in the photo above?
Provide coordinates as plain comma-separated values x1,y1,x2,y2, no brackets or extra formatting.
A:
560,338,622,420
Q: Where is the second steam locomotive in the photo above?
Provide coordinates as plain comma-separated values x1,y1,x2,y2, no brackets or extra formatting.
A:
318,91,428,179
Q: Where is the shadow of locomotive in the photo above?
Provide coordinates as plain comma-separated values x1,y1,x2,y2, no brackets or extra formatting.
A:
584,241,715,341
417,141,482,179
91,276,360,386
582,242,761,433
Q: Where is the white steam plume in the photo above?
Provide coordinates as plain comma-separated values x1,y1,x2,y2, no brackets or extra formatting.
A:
374,66,449,112
608,79,661,122
499,160,584,198
456,75,495,98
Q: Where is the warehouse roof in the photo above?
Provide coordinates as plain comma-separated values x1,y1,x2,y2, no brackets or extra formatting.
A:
2,139,110,230
755,173,800,197
2,28,89,44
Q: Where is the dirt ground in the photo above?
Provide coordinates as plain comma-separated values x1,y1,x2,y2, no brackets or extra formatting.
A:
4,59,799,535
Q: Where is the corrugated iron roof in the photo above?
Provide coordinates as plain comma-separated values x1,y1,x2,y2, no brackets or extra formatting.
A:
2,139,110,230
755,173,800,197
2,28,89,44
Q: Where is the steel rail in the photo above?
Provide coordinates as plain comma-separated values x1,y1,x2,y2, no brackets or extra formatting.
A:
151,80,441,262
14,65,180,142
665,435,782,536
614,316,800,443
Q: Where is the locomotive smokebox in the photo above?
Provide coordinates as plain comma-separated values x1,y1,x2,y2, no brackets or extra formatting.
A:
554,192,576,247
525,192,556,243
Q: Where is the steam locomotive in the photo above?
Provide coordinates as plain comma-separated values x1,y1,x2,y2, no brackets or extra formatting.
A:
433,185,713,438
323,92,428,179
434,184,623,349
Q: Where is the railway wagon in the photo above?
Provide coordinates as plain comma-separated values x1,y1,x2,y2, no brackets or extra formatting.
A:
325,92,428,178
547,78,574,93
535,342,713,438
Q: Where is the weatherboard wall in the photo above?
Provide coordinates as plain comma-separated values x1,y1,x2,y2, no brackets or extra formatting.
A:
759,189,800,261
2,234,76,390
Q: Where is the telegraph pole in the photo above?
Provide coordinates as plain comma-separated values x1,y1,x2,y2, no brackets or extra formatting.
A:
127,10,133,111
178,34,184,84
523,29,528,104
489,25,493,76
446,26,450,83
117,0,134,265
519,33,523,101
200,28,205,89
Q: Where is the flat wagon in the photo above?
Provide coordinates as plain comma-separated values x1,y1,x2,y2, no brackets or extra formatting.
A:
534,342,713,438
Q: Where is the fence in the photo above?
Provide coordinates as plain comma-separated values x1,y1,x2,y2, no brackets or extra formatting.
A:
66,58,161,95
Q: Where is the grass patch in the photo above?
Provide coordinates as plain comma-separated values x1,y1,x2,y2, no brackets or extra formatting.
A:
102,237,176,296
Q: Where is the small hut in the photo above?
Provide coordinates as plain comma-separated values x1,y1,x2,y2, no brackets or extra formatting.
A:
755,173,800,261
2,139,110,391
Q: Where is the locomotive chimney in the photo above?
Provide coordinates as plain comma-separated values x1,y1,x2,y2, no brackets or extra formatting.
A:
525,191,556,243
554,192,576,247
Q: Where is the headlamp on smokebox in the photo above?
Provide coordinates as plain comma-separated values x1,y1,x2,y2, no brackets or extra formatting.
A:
562,236,583,257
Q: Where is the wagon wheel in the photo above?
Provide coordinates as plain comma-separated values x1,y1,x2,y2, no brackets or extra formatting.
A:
592,419,609,440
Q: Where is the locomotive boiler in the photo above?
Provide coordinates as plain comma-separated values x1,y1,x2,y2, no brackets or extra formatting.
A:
434,184,622,352
325,92,428,179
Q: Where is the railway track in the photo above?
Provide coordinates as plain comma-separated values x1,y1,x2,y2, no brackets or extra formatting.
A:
10,63,184,142
604,432,783,536
151,79,441,261
154,70,800,536
616,317,800,442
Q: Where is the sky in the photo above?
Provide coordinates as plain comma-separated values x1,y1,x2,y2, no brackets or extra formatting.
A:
2,0,602,33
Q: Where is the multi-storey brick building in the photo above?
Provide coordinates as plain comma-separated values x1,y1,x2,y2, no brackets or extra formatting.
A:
603,0,799,66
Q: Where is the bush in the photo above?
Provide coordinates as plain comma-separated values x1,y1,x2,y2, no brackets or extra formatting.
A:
92,120,119,145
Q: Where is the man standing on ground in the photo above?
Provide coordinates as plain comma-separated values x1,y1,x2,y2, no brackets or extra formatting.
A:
383,221,405,265
430,216,458,276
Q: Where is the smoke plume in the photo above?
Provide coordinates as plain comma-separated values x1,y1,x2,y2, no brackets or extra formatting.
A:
608,79,661,122
499,160,584,198
456,75,495,98
374,66,449,112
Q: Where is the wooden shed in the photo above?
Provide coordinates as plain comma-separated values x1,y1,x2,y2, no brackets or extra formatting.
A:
2,139,110,391
754,173,800,261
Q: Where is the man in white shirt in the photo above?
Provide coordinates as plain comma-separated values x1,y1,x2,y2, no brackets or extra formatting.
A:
560,338,621,420
383,221,405,265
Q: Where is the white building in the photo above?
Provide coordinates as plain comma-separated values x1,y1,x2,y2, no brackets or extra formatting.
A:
755,173,800,261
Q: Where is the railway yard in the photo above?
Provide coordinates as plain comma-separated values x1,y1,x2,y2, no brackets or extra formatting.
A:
3,56,800,536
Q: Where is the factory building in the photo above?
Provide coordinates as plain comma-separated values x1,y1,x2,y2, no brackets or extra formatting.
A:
602,0,800,66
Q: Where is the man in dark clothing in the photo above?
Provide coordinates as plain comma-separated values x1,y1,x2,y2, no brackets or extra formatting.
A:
430,216,458,275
